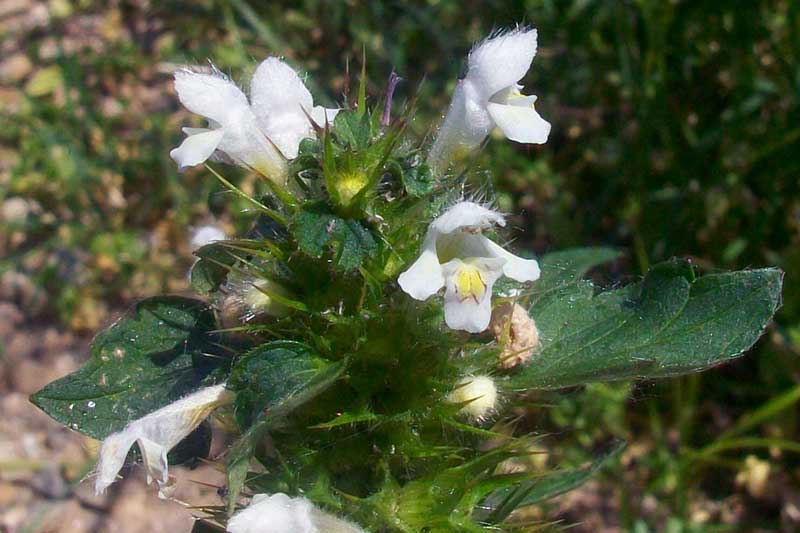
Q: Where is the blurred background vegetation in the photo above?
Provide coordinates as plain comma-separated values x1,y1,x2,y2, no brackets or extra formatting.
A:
1,0,798,530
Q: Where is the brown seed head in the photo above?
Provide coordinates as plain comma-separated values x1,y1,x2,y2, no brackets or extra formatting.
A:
489,302,540,369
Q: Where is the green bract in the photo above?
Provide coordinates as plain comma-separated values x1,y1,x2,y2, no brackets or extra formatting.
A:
31,73,782,532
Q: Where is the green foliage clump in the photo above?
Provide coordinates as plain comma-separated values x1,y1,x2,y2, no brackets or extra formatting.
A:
1,2,796,529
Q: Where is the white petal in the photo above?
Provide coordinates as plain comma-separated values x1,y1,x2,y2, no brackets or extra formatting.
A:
398,233,444,301
251,58,316,159
172,66,288,182
251,57,314,115
309,505,368,533
431,201,505,235
227,493,366,533
260,115,313,159
215,108,289,182
182,127,211,135
487,101,551,144
94,431,137,495
489,85,530,105
443,282,492,333
466,27,538,100
310,105,340,127
435,232,490,263
227,493,314,533
209,150,236,165
484,239,541,282
170,129,225,170
427,80,493,172
137,436,168,487
240,278,292,319
174,69,250,125
94,384,233,496
441,258,504,333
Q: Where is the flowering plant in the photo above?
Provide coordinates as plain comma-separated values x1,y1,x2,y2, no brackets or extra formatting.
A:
31,27,782,532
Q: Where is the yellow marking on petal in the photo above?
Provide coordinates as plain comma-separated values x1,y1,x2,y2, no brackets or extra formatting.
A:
506,89,536,109
455,264,486,303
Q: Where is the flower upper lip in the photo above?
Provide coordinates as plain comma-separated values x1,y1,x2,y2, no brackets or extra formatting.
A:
250,57,340,159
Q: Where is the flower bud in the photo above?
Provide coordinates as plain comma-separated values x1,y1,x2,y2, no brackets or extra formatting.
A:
489,302,540,369
219,276,292,326
446,375,498,421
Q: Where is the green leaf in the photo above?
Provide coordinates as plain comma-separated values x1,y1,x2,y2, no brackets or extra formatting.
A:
298,137,320,155
333,110,372,150
190,242,236,294
401,162,435,197
533,247,620,295
30,297,228,439
476,441,624,525
372,444,523,532
512,259,783,390
288,138,321,181
226,344,345,513
293,206,379,271
228,341,335,428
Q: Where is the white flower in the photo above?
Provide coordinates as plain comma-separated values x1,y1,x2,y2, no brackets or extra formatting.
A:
250,57,339,159
227,493,366,533
428,26,551,171
190,224,227,250
94,384,234,497
397,201,540,333
446,375,498,421
170,58,338,181
170,67,288,184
